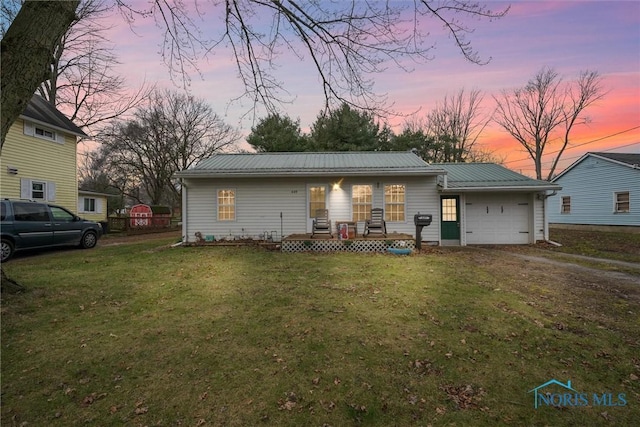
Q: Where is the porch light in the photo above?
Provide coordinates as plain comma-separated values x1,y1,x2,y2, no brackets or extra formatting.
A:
332,178,344,191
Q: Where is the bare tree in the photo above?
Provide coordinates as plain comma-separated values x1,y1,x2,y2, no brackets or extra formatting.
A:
2,0,509,150
98,89,239,207
493,68,605,180
427,88,490,162
37,0,152,133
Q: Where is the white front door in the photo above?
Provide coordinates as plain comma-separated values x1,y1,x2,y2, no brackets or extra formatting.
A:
307,184,328,233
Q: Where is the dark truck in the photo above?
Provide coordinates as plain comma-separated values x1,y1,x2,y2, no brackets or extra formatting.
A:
1,199,102,262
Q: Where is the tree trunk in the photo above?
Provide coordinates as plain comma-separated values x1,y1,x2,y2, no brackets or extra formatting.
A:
1,0,79,150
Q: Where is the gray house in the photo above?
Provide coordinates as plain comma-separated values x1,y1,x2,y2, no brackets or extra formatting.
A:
176,152,560,246
548,152,640,227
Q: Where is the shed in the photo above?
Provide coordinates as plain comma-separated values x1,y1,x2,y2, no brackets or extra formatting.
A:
130,204,153,227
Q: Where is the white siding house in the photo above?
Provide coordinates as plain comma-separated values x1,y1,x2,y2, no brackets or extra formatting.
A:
177,153,562,246
176,152,445,244
548,152,640,226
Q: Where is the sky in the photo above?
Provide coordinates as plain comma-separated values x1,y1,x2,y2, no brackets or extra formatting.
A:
99,1,639,177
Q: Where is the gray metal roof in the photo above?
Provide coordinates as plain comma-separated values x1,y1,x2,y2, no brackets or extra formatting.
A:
176,152,445,178
435,163,560,192
20,95,87,138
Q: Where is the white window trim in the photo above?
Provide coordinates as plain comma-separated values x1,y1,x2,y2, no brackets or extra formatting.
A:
561,196,571,214
351,184,373,222
217,188,236,221
614,191,630,213
384,183,406,223
20,178,56,202
23,120,65,144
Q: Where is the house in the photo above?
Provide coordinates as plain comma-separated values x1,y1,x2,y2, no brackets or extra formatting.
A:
175,152,560,246
548,152,640,227
78,190,110,223
1,95,87,212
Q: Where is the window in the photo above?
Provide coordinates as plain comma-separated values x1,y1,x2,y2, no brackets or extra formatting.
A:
35,127,56,141
13,202,50,222
384,184,405,222
217,189,235,221
561,196,571,214
442,198,457,221
615,192,630,213
50,206,75,221
31,181,46,200
308,186,326,218
352,185,372,221
83,198,96,212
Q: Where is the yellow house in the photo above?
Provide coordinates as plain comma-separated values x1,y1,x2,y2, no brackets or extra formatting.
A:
1,95,87,213
78,190,110,223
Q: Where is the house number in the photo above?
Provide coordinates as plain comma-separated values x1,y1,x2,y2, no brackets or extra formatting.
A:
291,190,298,194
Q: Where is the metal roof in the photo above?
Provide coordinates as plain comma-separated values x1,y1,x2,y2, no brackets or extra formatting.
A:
20,95,87,138
435,163,560,192
176,152,445,178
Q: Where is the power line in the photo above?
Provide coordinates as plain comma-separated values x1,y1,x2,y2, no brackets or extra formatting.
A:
503,126,640,165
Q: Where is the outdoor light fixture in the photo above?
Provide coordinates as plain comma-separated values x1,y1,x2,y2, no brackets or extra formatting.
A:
332,178,344,191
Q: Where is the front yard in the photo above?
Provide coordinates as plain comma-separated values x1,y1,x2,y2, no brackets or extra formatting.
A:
1,236,639,426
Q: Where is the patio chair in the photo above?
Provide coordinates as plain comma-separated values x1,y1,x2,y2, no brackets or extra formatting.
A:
311,209,333,238
363,208,387,237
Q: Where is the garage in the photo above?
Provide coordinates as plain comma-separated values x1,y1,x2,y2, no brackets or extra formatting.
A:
465,193,532,244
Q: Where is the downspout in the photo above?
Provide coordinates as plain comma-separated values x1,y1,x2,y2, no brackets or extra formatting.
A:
181,178,188,245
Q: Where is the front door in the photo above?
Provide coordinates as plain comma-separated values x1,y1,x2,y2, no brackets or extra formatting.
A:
307,184,328,233
441,196,460,241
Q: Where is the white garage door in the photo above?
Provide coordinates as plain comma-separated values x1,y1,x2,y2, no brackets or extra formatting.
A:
465,193,531,244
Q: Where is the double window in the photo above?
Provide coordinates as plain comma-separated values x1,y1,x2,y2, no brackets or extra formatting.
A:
217,189,236,221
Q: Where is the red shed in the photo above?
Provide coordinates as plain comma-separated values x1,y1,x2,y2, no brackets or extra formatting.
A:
130,204,153,227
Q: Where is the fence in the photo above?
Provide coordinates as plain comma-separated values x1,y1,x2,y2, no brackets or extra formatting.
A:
107,215,178,235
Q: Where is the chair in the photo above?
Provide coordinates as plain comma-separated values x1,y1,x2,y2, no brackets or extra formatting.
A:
311,209,333,238
363,208,387,237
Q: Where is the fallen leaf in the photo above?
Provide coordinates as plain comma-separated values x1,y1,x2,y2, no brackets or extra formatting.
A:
134,406,148,415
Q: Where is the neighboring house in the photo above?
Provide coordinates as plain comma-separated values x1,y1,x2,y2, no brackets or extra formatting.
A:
175,152,560,245
1,95,87,213
548,152,640,227
78,190,110,223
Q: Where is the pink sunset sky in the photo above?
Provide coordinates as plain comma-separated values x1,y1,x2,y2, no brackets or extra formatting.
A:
101,0,639,177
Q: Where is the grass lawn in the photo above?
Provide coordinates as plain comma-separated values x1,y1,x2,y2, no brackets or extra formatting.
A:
549,228,640,264
2,237,639,426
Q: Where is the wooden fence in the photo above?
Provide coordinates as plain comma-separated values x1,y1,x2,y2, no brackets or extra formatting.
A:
107,216,179,235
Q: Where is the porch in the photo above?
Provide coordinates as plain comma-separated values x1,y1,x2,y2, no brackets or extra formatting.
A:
282,233,415,253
